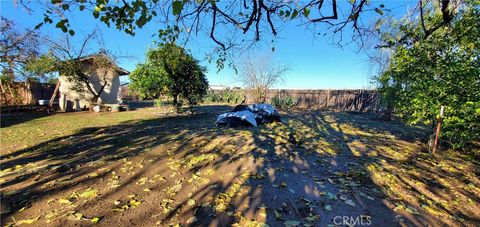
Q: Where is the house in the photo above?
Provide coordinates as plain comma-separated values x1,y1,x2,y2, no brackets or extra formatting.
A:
209,85,228,90
59,54,129,111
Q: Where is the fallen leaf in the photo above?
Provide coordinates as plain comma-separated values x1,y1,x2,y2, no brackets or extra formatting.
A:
91,217,100,223
345,199,356,207
258,206,267,218
59,198,73,204
325,205,332,211
284,220,301,227
327,178,335,184
186,216,198,224
406,206,420,215
304,215,320,222
130,199,141,208
16,218,37,225
79,189,98,198
274,210,283,220
325,192,336,200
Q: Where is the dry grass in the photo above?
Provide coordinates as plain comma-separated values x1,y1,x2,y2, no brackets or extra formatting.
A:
1,105,478,226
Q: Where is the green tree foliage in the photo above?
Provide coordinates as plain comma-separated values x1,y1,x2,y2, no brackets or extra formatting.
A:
130,43,208,113
129,63,167,100
377,1,480,148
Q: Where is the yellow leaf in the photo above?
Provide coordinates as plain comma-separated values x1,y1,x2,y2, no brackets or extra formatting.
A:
91,217,100,223
59,198,72,204
79,189,98,198
16,218,36,224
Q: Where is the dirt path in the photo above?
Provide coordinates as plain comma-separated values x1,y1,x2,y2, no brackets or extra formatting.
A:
1,105,479,226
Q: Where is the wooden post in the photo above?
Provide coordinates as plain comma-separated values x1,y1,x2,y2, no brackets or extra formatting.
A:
47,80,61,114
432,106,445,154
49,80,60,107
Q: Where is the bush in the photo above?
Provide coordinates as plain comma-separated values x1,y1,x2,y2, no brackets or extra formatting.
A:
204,89,245,104
376,4,480,148
271,95,298,109
154,97,176,108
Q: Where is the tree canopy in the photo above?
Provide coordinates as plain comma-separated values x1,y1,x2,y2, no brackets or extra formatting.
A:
1,17,42,81
130,43,208,112
376,1,480,148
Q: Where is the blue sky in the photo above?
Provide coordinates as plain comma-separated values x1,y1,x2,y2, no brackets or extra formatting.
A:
1,1,414,89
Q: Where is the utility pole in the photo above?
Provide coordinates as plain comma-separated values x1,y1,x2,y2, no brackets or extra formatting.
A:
432,106,445,154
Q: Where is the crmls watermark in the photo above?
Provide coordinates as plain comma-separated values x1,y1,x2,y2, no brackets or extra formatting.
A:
333,215,372,226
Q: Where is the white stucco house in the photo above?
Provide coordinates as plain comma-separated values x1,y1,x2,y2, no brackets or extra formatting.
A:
59,54,129,111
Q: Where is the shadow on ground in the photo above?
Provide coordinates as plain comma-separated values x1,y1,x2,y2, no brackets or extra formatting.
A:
1,106,479,226
1,112,50,128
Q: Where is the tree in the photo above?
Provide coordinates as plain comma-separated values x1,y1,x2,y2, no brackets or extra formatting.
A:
1,17,46,108
237,54,288,103
130,43,208,113
26,32,122,105
129,63,167,100
47,77,59,84
375,1,480,148
1,17,42,80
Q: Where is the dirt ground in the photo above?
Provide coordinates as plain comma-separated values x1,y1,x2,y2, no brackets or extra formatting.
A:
1,105,479,226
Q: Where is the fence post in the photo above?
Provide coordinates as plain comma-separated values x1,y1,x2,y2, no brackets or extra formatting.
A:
432,106,445,155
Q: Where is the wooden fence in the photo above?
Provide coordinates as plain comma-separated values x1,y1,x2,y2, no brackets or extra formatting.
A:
247,89,382,112
1,82,57,108
2,83,382,112
123,86,382,112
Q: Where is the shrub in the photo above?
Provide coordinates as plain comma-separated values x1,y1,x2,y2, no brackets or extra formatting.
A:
204,89,245,104
271,95,298,109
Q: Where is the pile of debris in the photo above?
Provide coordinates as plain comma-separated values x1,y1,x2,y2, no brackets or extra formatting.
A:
216,104,281,127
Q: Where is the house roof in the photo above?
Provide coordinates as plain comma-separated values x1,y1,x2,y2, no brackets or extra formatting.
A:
78,53,130,76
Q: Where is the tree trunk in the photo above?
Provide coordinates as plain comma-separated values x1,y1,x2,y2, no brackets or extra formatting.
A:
262,86,268,103
382,102,393,121
91,95,99,104
173,95,180,113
